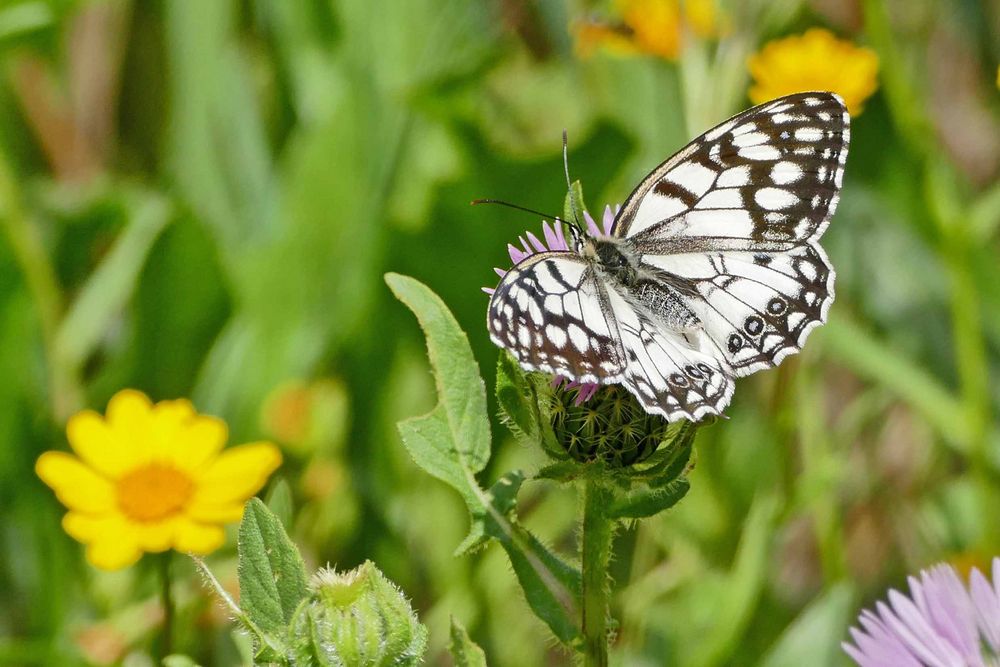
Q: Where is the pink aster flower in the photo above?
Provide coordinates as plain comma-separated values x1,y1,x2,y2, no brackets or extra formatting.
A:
844,558,1000,667
485,204,619,406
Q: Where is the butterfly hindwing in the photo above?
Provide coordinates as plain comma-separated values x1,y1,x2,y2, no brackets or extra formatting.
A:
605,287,733,420
487,253,626,383
614,92,849,253
642,242,833,376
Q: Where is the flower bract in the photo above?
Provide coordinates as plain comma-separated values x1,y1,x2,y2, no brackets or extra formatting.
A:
36,389,282,570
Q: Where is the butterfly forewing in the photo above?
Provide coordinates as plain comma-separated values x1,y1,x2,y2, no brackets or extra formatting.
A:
487,253,626,383
614,92,849,251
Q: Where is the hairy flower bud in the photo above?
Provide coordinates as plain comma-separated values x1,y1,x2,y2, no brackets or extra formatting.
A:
290,561,427,666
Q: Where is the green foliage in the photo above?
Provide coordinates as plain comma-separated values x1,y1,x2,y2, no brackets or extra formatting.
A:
237,498,310,637
202,501,428,666
448,617,488,667
388,272,583,647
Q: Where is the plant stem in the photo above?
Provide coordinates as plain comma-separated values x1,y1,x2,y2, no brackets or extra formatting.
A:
160,552,174,658
580,478,613,666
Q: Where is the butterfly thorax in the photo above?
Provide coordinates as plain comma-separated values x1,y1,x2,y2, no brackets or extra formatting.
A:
584,236,639,287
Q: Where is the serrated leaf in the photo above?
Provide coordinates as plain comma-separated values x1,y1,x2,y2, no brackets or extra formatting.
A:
388,274,582,645
237,498,310,635
449,617,488,667
386,273,490,482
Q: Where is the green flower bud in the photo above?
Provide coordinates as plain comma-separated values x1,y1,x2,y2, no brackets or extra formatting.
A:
547,383,673,467
290,561,427,666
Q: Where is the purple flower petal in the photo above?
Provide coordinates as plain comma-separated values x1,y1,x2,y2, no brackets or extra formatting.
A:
526,231,547,253
542,221,561,249
495,267,507,278
508,243,527,264
913,566,981,663
482,287,495,295
971,560,1000,653
554,221,569,250
584,210,601,237
602,205,615,235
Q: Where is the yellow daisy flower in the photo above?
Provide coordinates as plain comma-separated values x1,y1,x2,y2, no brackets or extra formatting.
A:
748,28,879,116
36,389,282,570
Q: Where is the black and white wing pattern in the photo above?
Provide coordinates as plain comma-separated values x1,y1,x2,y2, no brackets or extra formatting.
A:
604,288,733,421
488,252,734,421
487,253,625,384
615,92,849,250
618,92,847,377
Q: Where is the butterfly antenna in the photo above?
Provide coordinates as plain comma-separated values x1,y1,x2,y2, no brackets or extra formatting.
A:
562,130,583,233
471,199,560,221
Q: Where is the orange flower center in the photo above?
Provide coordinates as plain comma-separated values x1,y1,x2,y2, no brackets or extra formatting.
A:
116,464,194,522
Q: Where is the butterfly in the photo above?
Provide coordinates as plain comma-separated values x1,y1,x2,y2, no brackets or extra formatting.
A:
487,92,849,422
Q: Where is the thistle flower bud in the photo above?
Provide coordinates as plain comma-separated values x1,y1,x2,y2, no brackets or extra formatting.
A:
547,382,672,467
290,560,427,666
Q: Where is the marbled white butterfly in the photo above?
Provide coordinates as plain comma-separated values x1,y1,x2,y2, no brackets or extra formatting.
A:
487,92,849,422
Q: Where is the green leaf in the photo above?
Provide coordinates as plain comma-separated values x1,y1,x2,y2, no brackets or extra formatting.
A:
190,556,287,658
237,498,310,636
563,179,586,228
54,190,171,373
449,617,488,667
607,478,690,519
606,422,697,519
455,471,525,556
386,272,491,486
388,274,582,646
759,583,856,667
495,353,541,446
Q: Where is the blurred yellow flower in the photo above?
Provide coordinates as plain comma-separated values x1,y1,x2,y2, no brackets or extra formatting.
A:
36,389,282,570
748,28,879,116
574,0,723,61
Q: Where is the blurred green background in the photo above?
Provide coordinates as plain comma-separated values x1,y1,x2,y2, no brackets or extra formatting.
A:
1,0,999,664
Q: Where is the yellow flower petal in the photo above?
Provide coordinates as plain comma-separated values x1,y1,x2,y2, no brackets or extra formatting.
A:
172,518,225,554
747,28,879,116
87,540,143,571
35,452,116,513
190,443,282,506
41,389,281,569
106,389,155,465
171,416,228,471
63,513,142,571
186,501,245,524
66,411,137,478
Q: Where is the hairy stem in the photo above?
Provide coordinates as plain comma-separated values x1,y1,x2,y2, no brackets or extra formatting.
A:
580,479,613,666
